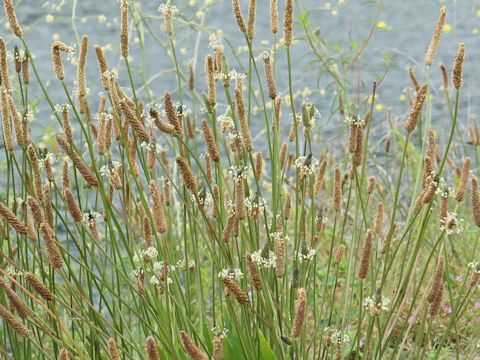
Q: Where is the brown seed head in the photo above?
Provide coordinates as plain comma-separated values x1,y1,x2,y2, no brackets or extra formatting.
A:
149,180,167,233
263,53,276,99
425,7,446,65
51,41,74,80
405,84,428,133
1,87,13,151
77,35,88,99
247,0,257,39
427,256,445,303
120,0,129,58
333,167,342,212
270,0,279,33
232,0,247,33
180,331,209,360
107,338,120,360
235,83,252,152
25,272,54,302
205,55,216,109
452,42,465,89
145,336,160,360
455,157,470,202
284,0,293,46
246,252,261,291
64,187,83,222
3,0,23,37
221,276,249,305
201,120,220,163
39,222,63,269
176,156,196,191
472,176,480,226
358,230,372,279
56,135,99,187
291,288,307,338
0,304,29,337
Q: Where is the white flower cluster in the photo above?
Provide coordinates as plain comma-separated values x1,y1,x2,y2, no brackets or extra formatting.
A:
176,258,196,270
251,250,277,269
226,200,235,216
54,104,71,114
363,295,390,315
25,111,35,123
245,195,266,216
296,248,316,263
131,267,144,278
215,69,246,83
327,328,350,345
344,113,363,126
39,152,56,168
158,3,178,14
150,274,173,286
434,177,452,196
469,261,480,273
295,155,319,177
228,166,248,180
100,161,121,177
218,113,235,133
102,70,118,81
211,326,229,337
270,232,288,241
153,261,176,274
141,141,166,154
5,264,21,277
133,247,159,263
218,268,243,280
440,212,464,235
81,211,102,225
315,214,328,225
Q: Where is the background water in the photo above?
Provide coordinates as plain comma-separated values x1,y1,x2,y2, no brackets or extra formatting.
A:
1,0,479,151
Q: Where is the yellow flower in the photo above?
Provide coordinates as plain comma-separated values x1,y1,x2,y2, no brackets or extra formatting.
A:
375,104,383,112
377,21,388,30
399,94,406,102
46,15,54,23
476,9,480,18
473,28,479,35
443,23,452,33
97,15,106,24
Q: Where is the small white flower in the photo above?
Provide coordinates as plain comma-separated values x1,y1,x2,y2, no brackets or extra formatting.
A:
440,212,464,235
296,248,316,263
295,155,319,177
270,232,288,241
100,161,121,177
218,113,235,133
82,211,102,225
39,152,56,168
211,326,229,337
218,268,244,280
468,261,480,274
251,249,277,269
363,293,390,315
176,259,196,270
344,113,364,126
228,166,248,180
158,3,178,14
245,194,266,218
5,264,21,276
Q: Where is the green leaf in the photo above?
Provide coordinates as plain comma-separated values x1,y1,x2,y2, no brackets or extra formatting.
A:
258,330,277,360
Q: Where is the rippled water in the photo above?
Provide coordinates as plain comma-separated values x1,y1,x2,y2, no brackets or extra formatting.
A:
1,0,479,145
